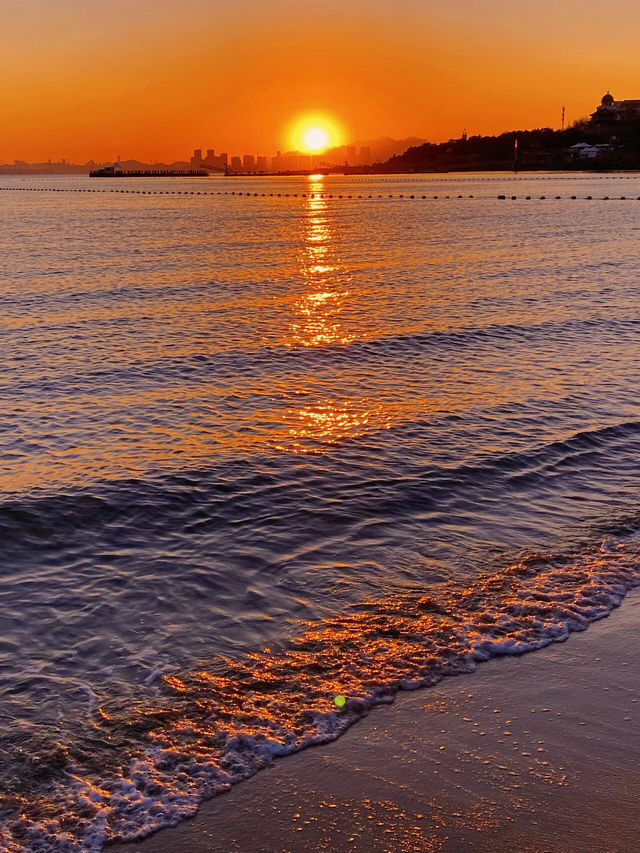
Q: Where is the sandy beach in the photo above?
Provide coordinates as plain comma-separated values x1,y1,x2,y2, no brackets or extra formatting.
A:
112,588,640,853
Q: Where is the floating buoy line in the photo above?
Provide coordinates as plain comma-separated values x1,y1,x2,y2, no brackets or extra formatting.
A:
1,186,640,202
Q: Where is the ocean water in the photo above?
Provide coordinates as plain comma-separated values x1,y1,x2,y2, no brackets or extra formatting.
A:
2,171,640,851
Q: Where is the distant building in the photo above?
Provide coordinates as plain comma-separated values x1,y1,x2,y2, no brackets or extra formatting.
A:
230,156,242,171
256,156,268,171
360,145,371,165
283,151,299,171
345,145,356,163
202,149,228,170
242,154,255,171
590,92,640,138
568,142,614,160
190,147,229,171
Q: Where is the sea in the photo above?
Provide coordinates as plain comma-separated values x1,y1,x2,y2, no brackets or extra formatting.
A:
2,171,640,852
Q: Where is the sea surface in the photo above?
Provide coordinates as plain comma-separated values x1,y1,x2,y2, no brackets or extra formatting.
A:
2,171,640,851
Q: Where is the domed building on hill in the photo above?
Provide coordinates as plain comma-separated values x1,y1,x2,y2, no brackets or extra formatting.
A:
590,92,640,138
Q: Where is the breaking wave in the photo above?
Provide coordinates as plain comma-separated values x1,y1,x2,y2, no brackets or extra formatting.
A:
2,535,639,852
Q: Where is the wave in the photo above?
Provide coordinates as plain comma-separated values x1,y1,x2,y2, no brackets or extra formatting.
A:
2,418,639,545
3,312,638,398
1,535,639,852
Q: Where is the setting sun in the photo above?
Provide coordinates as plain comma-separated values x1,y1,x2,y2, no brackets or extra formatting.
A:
288,113,345,154
303,127,329,151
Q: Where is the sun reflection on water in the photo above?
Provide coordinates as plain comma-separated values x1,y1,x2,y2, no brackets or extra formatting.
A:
274,399,394,454
274,175,398,453
285,175,355,349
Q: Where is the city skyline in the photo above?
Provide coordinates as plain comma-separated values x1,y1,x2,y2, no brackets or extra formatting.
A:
189,141,380,173
0,135,423,170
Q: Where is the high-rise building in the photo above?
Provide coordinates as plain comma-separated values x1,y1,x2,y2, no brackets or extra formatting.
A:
242,154,256,170
230,156,242,171
201,149,229,170
360,146,371,165
272,150,283,171
346,146,356,163
256,156,268,171
190,148,203,166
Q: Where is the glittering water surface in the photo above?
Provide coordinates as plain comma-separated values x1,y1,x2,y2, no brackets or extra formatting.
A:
2,172,640,850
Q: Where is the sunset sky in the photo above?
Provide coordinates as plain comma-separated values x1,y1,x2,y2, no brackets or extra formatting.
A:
2,0,639,163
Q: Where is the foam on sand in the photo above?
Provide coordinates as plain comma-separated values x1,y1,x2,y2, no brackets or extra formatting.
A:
2,536,639,851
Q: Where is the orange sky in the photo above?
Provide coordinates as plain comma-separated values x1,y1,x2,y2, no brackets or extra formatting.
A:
2,0,639,163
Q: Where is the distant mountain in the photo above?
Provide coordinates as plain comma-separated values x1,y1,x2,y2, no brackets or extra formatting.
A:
116,159,192,171
0,158,196,175
354,136,428,162
319,136,428,167
0,161,90,175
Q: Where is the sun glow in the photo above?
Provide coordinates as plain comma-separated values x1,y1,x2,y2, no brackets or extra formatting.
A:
288,113,345,154
304,127,329,151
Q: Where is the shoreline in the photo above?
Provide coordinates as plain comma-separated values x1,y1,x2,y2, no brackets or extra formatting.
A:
112,588,640,853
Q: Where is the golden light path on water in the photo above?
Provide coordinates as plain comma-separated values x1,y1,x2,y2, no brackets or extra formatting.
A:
286,175,355,349
277,174,395,453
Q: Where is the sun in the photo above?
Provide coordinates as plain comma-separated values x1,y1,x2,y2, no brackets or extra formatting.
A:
287,113,345,154
304,127,329,152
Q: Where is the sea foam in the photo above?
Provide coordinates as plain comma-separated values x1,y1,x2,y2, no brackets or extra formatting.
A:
2,537,639,852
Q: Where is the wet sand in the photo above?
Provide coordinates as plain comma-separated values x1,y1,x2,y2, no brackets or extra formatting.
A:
112,589,640,853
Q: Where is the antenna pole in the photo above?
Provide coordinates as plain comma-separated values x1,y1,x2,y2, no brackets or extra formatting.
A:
561,106,565,132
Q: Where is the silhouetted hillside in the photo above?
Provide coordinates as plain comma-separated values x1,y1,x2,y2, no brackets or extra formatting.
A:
377,127,640,172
